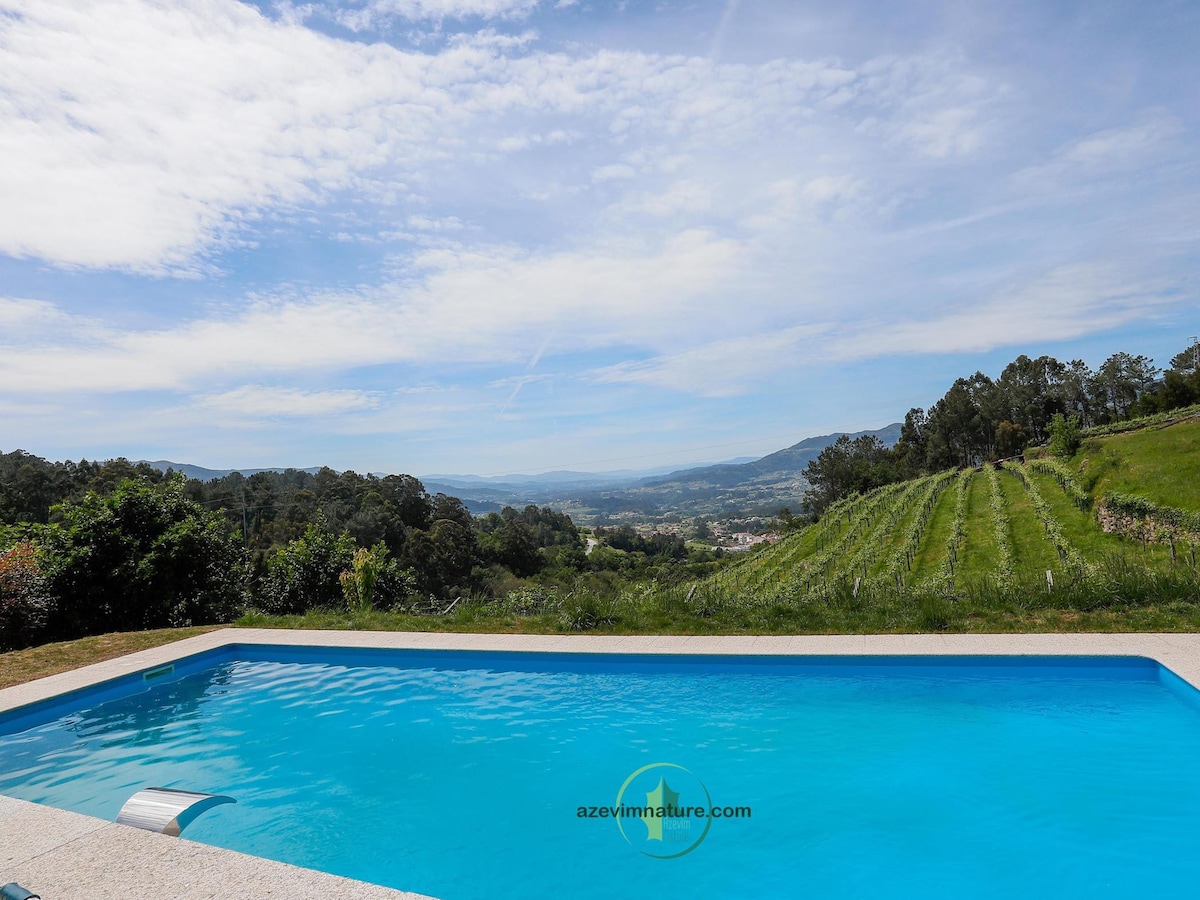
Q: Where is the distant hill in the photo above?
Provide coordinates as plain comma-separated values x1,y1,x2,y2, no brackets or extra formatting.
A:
137,425,902,519
542,423,902,520
424,458,759,490
139,461,325,481
645,424,903,489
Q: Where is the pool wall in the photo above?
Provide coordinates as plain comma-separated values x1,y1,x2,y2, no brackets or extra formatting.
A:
4,628,1200,898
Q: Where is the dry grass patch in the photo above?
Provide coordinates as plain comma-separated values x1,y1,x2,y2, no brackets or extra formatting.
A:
0,627,219,691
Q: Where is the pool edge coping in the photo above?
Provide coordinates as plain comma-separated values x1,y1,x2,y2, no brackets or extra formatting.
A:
4,628,1200,899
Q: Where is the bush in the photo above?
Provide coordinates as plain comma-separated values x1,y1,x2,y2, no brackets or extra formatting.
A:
260,526,416,614
0,541,52,650
259,521,356,614
40,478,247,637
558,593,619,630
1048,413,1082,459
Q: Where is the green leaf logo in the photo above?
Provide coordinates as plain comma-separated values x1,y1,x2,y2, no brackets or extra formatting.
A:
615,762,713,859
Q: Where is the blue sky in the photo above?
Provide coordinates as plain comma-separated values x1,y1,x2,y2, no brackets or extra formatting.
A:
1,0,1197,476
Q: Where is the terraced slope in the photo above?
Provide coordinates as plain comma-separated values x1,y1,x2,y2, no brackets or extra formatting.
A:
695,417,1200,605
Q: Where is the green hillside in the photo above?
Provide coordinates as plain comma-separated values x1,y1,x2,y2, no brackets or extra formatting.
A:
682,414,1200,629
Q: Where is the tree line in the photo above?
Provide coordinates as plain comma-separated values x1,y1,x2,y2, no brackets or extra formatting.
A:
804,343,1200,513
0,455,722,650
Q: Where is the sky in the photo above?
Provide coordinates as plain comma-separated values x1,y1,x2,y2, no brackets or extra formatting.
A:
1,0,1197,477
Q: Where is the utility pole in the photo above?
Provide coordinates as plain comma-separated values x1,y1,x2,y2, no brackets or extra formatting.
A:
1191,335,1199,373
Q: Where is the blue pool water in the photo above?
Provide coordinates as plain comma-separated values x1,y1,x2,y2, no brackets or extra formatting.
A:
2,648,1200,898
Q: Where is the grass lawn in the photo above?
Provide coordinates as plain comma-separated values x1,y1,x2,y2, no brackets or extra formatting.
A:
955,470,1001,584
0,626,219,691
998,468,1060,574
908,477,958,582
1027,468,1172,566
1078,419,1200,510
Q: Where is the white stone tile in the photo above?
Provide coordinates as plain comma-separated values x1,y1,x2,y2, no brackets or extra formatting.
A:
10,820,429,900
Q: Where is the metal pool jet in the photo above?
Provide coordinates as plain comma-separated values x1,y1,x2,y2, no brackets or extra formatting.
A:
116,787,236,837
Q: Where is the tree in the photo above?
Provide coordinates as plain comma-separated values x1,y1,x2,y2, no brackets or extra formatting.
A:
340,545,383,612
1169,341,1200,375
996,354,1066,443
893,408,929,477
1054,359,1096,427
803,434,897,514
1092,352,1159,422
337,542,415,611
484,520,543,577
1048,413,1082,460
260,519,356,614
1153,369,1199,412
402,518,481,598
1150,342,1200,412
40,477,246,637
993,421,1028,458
924,377,991,468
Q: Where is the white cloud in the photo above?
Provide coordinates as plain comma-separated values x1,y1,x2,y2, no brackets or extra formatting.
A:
586,262,1190,393
826,264,1179,361
406,214,466,231
741,175,870,232
588,324,831,396
1015,110,1185,189
617,181,712,217
852,54,994,159
341,0,541,28
198,385,381,417
1,0,408,271
1060,111,1183,170
0,297,67,331
591,164,638,182
0,228,748,393
0,0,1006,273
895,106,982,159
0,0,1194,474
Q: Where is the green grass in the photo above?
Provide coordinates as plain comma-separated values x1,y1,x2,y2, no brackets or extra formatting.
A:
679,417,1200,623
240,558,1200,635
1026,467,1170,567
1076,419,1200,509
908,479,957,581
955,470,1002,584
0,626,218,691
997,468,1059,574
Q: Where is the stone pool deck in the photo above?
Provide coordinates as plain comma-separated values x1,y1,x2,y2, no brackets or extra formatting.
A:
3,628,1200,897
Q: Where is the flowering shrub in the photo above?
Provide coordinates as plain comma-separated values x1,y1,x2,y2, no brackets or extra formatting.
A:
0,541,52,650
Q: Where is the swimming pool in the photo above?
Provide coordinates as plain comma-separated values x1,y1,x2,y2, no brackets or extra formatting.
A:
3,643,1200,898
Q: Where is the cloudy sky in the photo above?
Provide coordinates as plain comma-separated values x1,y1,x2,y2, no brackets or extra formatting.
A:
2,0,1197,476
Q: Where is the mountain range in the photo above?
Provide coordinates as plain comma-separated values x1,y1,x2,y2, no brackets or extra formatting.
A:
141,423,901,520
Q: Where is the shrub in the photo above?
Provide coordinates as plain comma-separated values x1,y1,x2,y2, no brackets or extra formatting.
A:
1048,413,1083,459
0,541,52,650
260,522,356,614
40,478,247,637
